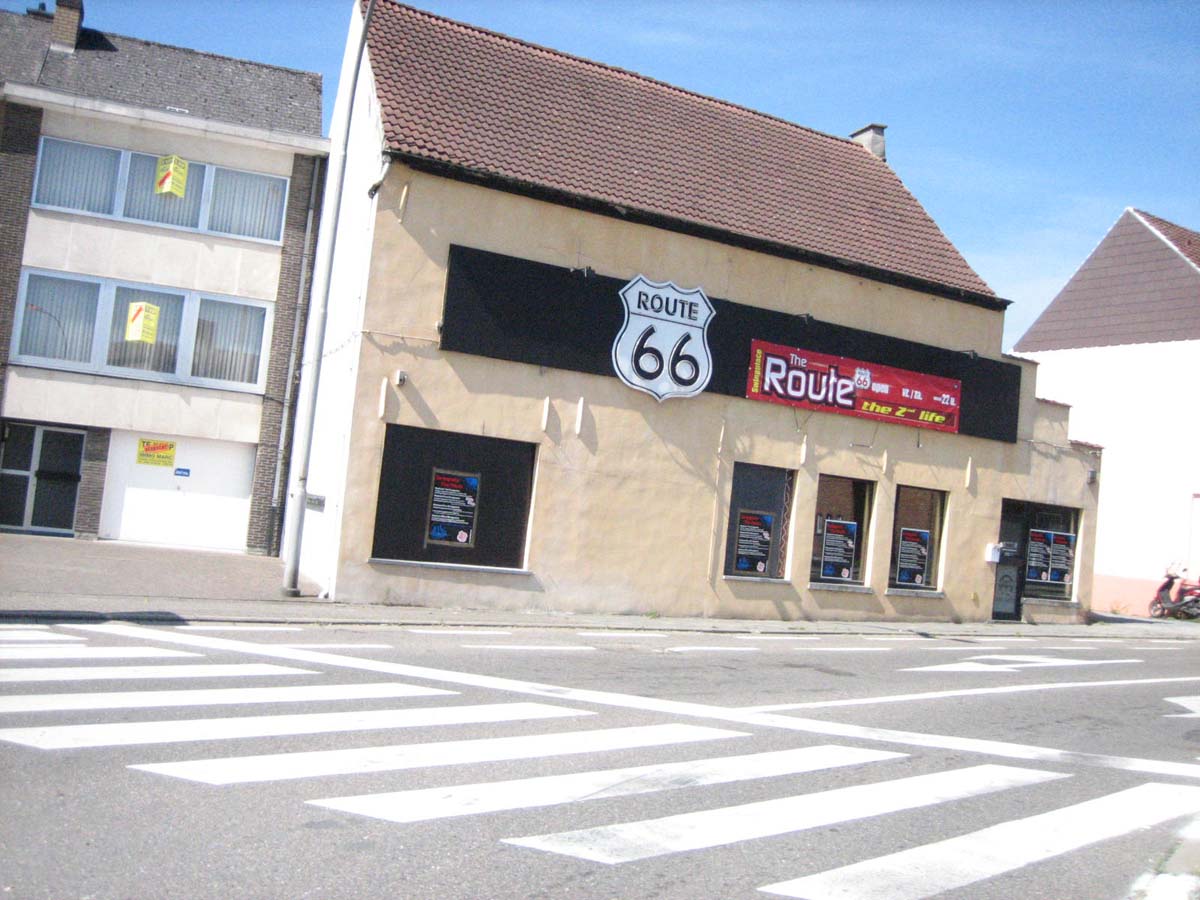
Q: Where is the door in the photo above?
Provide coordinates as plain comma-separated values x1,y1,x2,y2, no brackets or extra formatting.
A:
0,423,85,535
992,500,1027,621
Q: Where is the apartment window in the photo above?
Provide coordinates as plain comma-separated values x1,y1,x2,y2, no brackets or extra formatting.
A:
889,485,947,590
811,474,874,584
33,137,288,243
724,462,795,578
12,270,271,393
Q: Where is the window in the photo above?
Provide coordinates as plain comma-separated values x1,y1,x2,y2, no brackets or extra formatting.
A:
811,474,874,584
724,462,795,578
372,425,537,569
888,485,947,590
12,269,272,393
33,137,289,243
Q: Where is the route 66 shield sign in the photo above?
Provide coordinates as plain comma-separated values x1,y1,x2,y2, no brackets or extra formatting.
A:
612,275,715,401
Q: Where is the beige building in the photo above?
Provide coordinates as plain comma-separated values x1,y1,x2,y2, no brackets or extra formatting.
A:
289,1,1099,623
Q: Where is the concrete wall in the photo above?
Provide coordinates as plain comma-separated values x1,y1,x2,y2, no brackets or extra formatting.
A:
307,160,1099,623
1023,340,1200,615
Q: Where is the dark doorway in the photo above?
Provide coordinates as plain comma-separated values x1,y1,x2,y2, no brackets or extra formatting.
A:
0,422,85,535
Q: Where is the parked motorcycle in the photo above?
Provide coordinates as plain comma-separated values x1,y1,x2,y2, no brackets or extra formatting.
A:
1149,568,1200,619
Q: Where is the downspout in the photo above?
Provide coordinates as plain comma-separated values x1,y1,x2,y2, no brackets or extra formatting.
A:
282,0,379,595
270,154,323,556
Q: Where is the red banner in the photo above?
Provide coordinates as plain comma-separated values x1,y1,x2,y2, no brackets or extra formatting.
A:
745,339,961,433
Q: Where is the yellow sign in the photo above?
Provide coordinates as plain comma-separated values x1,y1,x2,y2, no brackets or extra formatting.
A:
155,154,188,198
125,301,159,344
136,439,176,467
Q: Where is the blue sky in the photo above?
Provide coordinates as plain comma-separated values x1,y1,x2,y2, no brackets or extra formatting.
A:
4,0,1196,349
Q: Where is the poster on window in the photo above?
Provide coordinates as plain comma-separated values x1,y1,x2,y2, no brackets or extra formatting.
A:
821,519,858,580
895,527,931,586
733,509,776,575
424,469,480,548
1026,529,1075,584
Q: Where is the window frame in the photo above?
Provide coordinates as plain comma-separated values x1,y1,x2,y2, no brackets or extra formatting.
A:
11,268,274,395
31,136,290,245
723,461,796,580
888,484,948,591
810,473,876,585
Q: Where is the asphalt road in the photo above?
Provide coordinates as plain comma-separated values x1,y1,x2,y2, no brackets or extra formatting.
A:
3,621,1199,899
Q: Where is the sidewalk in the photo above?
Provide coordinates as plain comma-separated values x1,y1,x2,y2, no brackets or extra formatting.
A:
2,533,1199,638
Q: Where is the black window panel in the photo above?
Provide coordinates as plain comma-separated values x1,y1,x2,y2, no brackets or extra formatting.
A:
724,462,793,577
372,424,536,569
2,423,35,471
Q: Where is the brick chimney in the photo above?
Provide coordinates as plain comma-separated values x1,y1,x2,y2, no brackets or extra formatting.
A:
50,0,84,53
850,123,887,161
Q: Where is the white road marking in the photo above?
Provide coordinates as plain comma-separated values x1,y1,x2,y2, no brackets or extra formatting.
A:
132,723,746,785
666,646,759,653
69,624,1200,780
0,632,86,642
311,745,905,824
504,764,1066,864
407,629,512,635
0,663,314,682
743,676,1200,712
864,636,925,641
0,701,585,749
734,635,819,641
0,682,454,714
0,646,201,660
759,782,1200,900
175,625,304,632
1164,697,1200,717
905,654,1142,673
576,632,667,638
460,644,596,651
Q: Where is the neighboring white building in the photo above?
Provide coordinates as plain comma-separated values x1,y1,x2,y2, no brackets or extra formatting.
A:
1015,208,1200,615
0,0,328,553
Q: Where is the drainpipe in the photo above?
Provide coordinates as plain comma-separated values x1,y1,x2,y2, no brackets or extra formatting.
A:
282,0,379,596
270,154,323,556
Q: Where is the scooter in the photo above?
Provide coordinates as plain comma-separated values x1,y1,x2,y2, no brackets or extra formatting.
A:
1149,569,1200,619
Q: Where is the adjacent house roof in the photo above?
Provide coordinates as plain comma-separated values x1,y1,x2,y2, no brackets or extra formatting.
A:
0,8,322,137
365,1,1001,308
1015,209,1200,352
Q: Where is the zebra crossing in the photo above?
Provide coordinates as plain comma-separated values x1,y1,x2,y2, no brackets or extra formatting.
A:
2,622,1199,898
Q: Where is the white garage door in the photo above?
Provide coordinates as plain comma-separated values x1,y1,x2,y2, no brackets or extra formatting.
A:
99,431,256,550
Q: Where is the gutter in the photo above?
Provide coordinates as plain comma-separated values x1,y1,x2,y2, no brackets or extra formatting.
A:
281,0,379,596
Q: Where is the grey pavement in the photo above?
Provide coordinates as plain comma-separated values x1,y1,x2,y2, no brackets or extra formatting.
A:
2,532,1198,639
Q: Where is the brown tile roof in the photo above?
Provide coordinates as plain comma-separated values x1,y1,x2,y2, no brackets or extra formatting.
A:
1015,209,1200,352
364,1,999,307
1138,209,1200,270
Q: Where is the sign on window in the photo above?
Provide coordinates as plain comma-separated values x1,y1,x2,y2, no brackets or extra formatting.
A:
125,301,160,344
895,527,932,586
155,154,189,198
821,519,859,580
425,469,480,548
1026,529,1076,584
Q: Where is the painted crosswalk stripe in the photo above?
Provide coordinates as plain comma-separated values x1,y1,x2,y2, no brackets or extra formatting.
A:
0,682,454,714
311,744,905,824
759,782,1200,899
280,644,393,650
0,701,585,749
0,646,201,660
0,632,86,642
132,723,746,785
0,663,315,682
504,764,1067,864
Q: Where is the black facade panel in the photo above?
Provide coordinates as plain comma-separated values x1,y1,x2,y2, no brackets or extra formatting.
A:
372,424,536,568
441,245,1021,443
